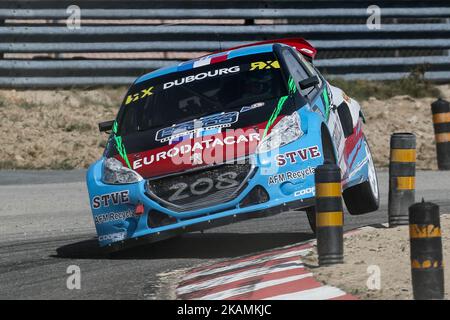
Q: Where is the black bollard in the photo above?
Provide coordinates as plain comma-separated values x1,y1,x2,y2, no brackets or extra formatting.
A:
431,98,450,170
388,133,416,227
409,201,445,300
315,163,343,266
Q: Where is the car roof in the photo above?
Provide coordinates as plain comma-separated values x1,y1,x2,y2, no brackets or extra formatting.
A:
134,43,275,84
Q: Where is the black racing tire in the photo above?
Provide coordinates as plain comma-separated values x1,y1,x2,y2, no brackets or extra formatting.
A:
343,136,380,215
343,181,378,215
305,207,316,234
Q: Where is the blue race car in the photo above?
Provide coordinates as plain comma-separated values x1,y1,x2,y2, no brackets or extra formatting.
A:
87,38,379,251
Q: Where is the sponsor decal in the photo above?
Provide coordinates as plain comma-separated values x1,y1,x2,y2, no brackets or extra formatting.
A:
92,190,130,209
98,232,127,242
124,86,153,105
250,60,280,71
322,86,331,120
163,66,240,89
155,112,239,143
268,166,315,185
288,76,297,95
112,120,131,169
262,77,295,139
300,48,314,55
294,186,315,197
124,66,240,106
166,172,240,202
94,209,137,225
275,146,321,166
133,131,261,170
263,95,288,138
345,120,364,170
240,102,265,113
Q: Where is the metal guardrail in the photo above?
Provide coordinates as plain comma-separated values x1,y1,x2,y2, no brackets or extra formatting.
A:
3,56,450,74
1,0,450,88
3,24,450,38
2,39,450,53
2,8,450,19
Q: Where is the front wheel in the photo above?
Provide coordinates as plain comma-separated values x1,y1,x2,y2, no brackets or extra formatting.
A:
343,136,380,215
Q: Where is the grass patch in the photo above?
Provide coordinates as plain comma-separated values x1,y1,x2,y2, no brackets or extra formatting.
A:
328,68,441,101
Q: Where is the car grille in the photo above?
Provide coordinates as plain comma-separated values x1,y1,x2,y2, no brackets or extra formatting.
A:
146,161,254,212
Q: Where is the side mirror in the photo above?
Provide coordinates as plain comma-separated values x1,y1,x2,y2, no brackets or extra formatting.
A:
299,75,320,90
98,120,114,133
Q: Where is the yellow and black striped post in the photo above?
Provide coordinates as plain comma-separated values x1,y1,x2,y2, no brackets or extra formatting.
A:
315,163,343,266
409,200,444,300
431,98,450,170
388,133,416,227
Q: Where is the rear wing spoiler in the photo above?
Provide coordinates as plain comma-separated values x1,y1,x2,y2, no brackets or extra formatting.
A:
212,37,317,60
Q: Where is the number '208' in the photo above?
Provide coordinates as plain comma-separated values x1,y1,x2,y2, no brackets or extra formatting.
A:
168,172,239,201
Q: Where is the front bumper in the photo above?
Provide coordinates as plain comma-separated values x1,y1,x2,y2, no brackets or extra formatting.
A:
86,111,325,250
102,197,314,253
87,159,318,251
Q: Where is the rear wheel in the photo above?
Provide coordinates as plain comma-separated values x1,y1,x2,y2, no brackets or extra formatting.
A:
343,136,379,215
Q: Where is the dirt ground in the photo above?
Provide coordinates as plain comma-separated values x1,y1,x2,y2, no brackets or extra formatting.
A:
302,214,449,300
0,88,122,169
361,90,448,170
0,85,448,169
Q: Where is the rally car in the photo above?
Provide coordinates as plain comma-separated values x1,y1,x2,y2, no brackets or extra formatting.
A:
87,38,379,251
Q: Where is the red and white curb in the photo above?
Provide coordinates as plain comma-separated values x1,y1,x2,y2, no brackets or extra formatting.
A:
176,239,360,300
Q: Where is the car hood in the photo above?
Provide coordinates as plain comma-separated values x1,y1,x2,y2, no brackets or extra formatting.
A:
107,96,296,179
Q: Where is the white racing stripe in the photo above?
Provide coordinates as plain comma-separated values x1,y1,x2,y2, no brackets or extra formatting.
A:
197,273,314,300
263,285,346,300
193,58,211,68
177,261,304,296
182,248,311,281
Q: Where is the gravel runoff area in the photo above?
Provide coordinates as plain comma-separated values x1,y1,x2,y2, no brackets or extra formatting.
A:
302,214,450,300
1,85,450,170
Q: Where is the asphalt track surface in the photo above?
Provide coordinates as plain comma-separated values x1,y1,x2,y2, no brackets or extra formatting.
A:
0,169,449,300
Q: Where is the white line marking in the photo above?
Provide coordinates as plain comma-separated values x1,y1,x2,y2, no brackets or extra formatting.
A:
182,248,311,281
196,273,314,300
263,285,346,300
177,261,304,296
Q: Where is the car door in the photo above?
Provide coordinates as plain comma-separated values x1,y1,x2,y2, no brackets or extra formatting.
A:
283,47,348,175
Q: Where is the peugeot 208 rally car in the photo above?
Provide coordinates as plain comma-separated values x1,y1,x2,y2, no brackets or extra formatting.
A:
87,38,379,251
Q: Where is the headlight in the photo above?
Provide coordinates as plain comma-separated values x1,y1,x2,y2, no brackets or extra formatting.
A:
257,112,303,153
102,158,143,184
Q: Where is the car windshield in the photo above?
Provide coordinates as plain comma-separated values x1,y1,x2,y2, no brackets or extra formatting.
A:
117,52,288,135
